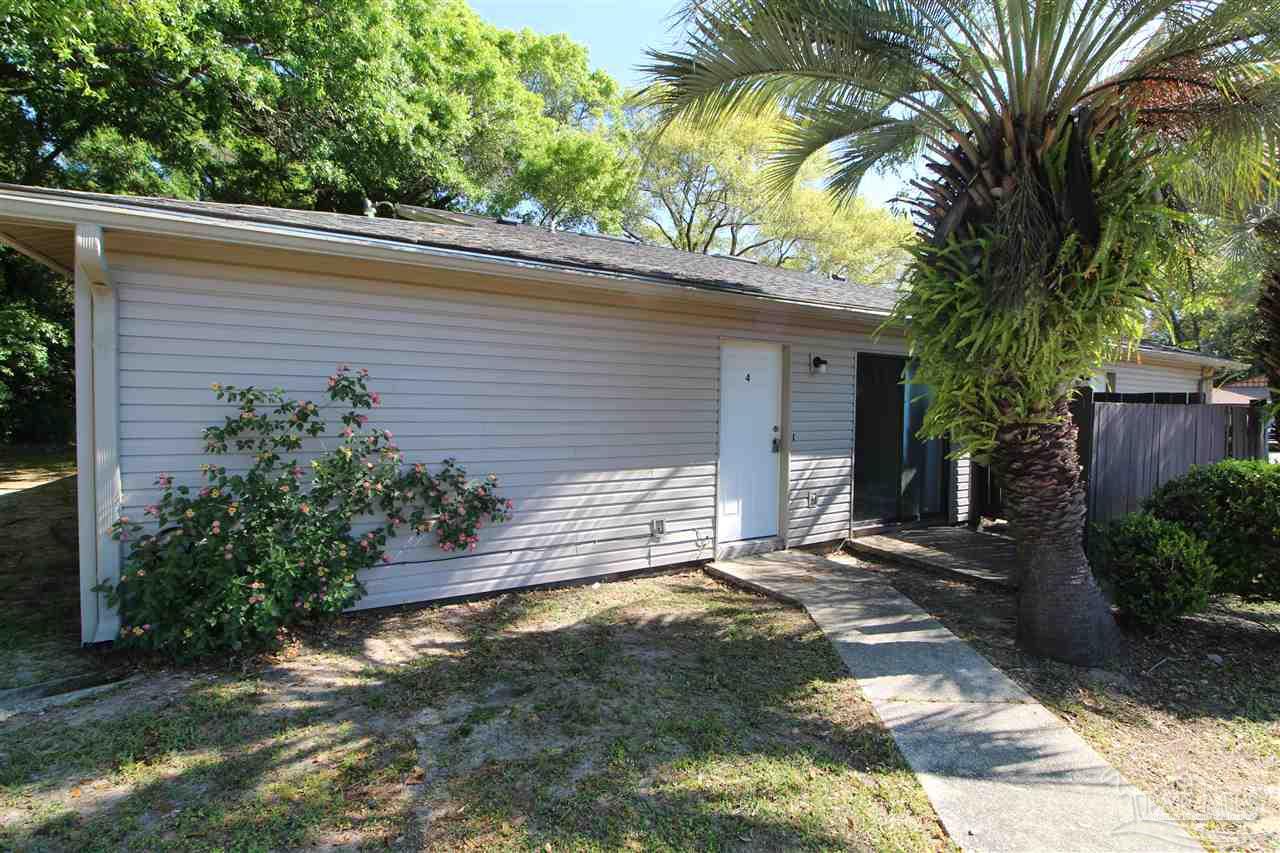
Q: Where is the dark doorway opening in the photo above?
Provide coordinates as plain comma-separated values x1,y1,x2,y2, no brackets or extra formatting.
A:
853,353,948,524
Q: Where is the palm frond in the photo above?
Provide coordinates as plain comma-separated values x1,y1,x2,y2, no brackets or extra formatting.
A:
763,95,933,202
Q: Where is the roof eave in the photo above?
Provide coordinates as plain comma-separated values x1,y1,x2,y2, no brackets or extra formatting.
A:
0,187,895,326
1132,346,1249,372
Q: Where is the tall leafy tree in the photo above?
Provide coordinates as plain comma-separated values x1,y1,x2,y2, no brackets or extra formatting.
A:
1145,217,1263,353
0,0,631,216
643,0,1280,663
625,108,913,277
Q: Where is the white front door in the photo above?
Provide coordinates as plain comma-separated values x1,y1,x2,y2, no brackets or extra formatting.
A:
718,341,782,542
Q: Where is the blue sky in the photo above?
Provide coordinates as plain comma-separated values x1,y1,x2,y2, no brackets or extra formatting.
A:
470,0,903,204
470,0,683,90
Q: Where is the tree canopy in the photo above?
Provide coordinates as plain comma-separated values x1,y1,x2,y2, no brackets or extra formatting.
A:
623,108,913,281
0,0,632,223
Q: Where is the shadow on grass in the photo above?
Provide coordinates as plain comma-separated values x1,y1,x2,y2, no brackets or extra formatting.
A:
0,475,105,691
2,576,949,851
842,551,1280,727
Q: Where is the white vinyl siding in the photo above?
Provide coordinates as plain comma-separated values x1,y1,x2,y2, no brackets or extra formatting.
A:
787,347,856,546
1103,361,1204,395
106,238,889,610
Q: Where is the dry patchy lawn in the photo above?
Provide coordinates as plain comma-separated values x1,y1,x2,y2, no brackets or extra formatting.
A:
0,572,950,852
0,448,96,691
828,550,1280,852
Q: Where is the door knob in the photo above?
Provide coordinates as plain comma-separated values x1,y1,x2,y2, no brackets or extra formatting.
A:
771,437,780,453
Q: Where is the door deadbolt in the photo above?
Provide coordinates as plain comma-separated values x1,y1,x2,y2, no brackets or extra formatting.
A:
771,437,780,453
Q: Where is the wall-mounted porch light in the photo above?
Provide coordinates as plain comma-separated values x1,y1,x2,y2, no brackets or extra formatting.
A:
810,355,829,375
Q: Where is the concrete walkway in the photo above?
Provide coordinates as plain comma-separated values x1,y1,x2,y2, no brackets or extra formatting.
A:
847,527,1019,589
707,551,1200,853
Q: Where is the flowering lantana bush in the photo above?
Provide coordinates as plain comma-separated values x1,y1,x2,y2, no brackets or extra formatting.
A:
98,366,512,658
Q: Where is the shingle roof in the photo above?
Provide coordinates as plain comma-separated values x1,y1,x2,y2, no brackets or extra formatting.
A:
0,183,900,315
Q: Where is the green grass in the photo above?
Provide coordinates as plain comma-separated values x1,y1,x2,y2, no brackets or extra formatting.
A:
0,573,951,851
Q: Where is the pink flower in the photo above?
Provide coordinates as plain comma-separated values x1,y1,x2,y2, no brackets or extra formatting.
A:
358,368,369,377
144,505,159,516
356,414,368,426
342,426,354,438
328,376,338,388
382,553,392,564
211,521,221,534
279,485,289,493
505,500,514,509
370,392,381,406
383,429,393,440
300,503,310,514
119,515,131,524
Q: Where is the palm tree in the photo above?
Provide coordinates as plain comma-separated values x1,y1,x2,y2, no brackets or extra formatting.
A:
1220,202,1280,408
642,0,1280,664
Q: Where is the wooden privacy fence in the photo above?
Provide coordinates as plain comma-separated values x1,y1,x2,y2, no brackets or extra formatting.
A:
1077,397,1266,525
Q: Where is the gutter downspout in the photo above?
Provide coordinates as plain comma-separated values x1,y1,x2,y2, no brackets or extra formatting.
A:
74,225,118,645
73,227,99,644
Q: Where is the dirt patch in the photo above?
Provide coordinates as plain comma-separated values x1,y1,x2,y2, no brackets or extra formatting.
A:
829,549,1280,852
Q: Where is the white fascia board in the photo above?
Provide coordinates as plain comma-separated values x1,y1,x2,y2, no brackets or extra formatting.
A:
0,189,894,326
1131,347,1249,372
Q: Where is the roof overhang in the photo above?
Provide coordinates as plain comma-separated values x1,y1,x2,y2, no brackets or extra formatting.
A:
0,186,893,327
1128,346,1249,372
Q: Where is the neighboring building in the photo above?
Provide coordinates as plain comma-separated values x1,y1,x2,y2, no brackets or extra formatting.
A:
0,184,1244,643
1222,375,1272,402
1211,387,1257,405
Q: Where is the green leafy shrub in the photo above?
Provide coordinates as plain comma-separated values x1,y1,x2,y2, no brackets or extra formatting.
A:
1090,513,1217,626
99,366,513,658
1142,460,1280,601
0,300,74,443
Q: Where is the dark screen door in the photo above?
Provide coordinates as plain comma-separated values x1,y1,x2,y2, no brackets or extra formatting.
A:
854,354,947,522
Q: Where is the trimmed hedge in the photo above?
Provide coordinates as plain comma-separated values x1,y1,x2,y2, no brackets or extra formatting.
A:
1090,513,1217,626
1142,460,1280,601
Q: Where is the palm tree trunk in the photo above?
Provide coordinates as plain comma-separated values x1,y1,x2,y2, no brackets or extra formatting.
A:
992,396,1121,665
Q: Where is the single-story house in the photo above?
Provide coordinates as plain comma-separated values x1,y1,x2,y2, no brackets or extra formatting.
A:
0,183,1244,644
